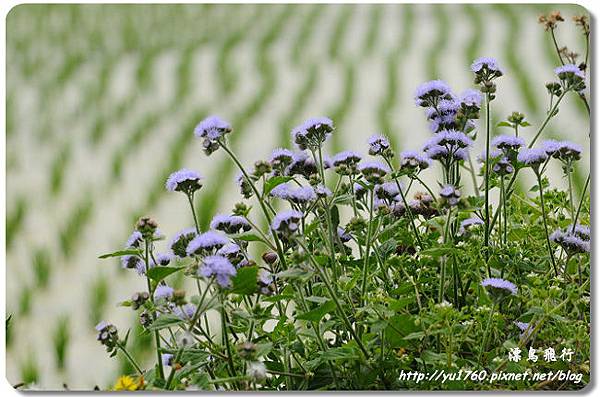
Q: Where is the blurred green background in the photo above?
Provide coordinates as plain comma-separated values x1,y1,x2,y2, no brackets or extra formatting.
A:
5,3,589,390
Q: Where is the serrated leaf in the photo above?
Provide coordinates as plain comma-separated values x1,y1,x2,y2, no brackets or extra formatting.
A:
230,266,258,295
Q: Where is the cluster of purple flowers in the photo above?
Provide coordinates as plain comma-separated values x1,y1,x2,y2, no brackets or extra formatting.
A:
270,183,317,205
332,150,362,175
550,224,591,255
210,214,251,234
542,139,583,162
166,168,203,195
199,255,237,288
423,130,472,163
194,115,232,155
291,117,334,151
187,230,229,256
271,209,303,237
459,217,484,235
367,134,392,157
481,277,518,296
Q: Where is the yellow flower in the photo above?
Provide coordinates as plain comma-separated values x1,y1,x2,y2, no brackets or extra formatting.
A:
113,375,142,391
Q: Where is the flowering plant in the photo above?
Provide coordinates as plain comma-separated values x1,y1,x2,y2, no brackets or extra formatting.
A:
97,12,590,391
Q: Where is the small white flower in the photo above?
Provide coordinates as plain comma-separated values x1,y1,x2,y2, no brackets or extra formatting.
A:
247,361,267,382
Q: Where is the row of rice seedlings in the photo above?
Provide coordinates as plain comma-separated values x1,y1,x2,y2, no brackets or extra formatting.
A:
425,4,450,80
376,5,415,151
88,274,110,327
58,196,94,258
6,197,27,249
328,5,354,61
53,315,70,371
291,4,323,64
361,5,382,57
196,4,294,229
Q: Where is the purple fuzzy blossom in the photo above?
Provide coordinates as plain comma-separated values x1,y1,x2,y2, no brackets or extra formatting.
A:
375,182,402,202
439,184,461,206
271,210,303,236
153,252,173,267
162,353,174,366
315,184,332,198
517,148,547,167
285,151,318,178
166,168,203,193
414,80,452,107
270,183,316,204
541,140,583,162
269,148,294,168
368,134,392,156
210,214,251,234
169,227,198,258
493,157,514,175
471,57,504,74
199,255,237,288
550,226,590,255
172,303,197,320
154,284,174,301
481,277,518,295
459,217,484,235
477,148,503,164
217,243,246,267
514,321,535,339
194,115,232,155
333,151,362,166
400,150,431,171
291,117,334,150
554,64,585,80
358,160,390,183
460,89,483,108
492,135,525,152
186,231,228,256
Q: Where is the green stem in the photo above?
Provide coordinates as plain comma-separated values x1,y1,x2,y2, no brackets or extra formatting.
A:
536,170,558,276
572,173,590,231
117,343,144,376
478,303,495,367
220,295,237,381
360,189,375,306
187,193,200,234
165,347,184,390
144,240,165,381
483,93,491,276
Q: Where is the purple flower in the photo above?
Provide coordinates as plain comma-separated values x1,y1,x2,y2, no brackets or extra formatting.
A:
95,320,111,332
492,135,525,152
217,243,246,267
269,148,294,168
459,217,484,235
186,231,229,256
337,227,352,243
432,130,473,148
514,321,535,339
375,182,402,202
166,168,203,193
440,184,461,206
358,160,390,182
172,303,197,320
554,64,585,80
415,80,453,107
121,254,143,272
153,252,173,267
517,148,547,167
170,227,198,258
162,353,174,366
210,214,251,234
272,210,303,236
542,140,583,162
460,89,483,108
199,255,237,288
493,157,514,175
194,115,232,155
481,277,518,296
315,184,332,198
471,57,504,75
333,150,362,166
291,117,334,150
285,151,318,178
126,231,143,248
154,284,174,300
368,134,391,156
550,227,590,254
400,150,431,171
271,183,316,204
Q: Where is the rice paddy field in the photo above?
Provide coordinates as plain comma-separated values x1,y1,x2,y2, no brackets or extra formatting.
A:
5,3,590,390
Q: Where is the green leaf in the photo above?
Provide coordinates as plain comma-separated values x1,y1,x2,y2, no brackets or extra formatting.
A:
146,314,184,331
520,121,531,127
263,176,293,196
230,266,258,295
296,300,336,322
497,121,512,128
98,249,141,259
146,266,185,282
231,233,264,242
385,314,419,348
320,346,359,361
419,246,459,258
